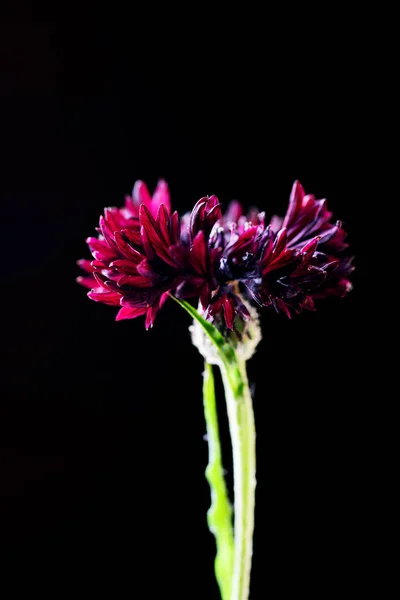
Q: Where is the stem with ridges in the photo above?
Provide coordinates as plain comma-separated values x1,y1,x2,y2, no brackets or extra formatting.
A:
203,362,234,600
172,297,256,600
219,358,256,600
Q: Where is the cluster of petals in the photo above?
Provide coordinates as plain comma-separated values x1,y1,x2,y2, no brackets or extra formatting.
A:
78,179,353,329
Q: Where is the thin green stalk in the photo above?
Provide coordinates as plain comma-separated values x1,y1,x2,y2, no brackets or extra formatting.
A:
203,362,234,600
173,297,256,600
218,358,256,600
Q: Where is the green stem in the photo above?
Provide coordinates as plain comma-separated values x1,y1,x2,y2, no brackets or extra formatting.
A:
218,358,256,600
203,362,234,600
172,297,256,600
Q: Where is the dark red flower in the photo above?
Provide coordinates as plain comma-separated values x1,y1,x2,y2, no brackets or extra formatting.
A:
77,180,183,329
207,183,353,322
78,179,353,329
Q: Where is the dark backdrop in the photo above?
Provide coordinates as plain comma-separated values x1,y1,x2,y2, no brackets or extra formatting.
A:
1,5,373,598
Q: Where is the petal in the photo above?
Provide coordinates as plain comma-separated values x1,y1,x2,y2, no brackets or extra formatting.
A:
86,237,116,262
157,203,172,245
77,259,93,273
262,248,300,276
132,180,152,208
117,275,153,289
159,291,170,308
189,199,207,242
139,205,177,267
272,228,288,256
120,288,161,308
109,259,140,274
275,298,292,318
190,231,207,274
99,215,119,253
124,194,139,218
116,306,147,321
76,275,97,289
151,179,171,215
140,225,157,261
145,304,159,330
87,290,121,305
200,282,211,309
300,236,320,263
120,228,142,247
114,232,143,262
282,180,305,229
223,296,235,330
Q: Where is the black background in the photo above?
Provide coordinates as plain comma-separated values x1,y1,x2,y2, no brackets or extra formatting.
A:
1,5,375,598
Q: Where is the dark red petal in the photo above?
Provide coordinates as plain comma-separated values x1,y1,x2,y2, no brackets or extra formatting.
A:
91,259,107,269
275,298,292,319
99,215,118,253
132,180,152,207
200,282,211,309
300,236,320,263
87,290,121,305
86,237,116,262
120,288,162,308
272,228,288,256
207,200,223,221
260,229,274,262
223,296,235,330
262,248,299,276
124,194,138,217
318,222,340,245
151,179,171,214
227,225,258,253
77,259,93,273
104,207,127,233
93,271,109,288
157,203,172,245
170,211,180,244
121,228,141,247
76,275,97,289
116,306,147,321
117,275,153,289
282,180,305,228
159,291,170,308
145,304,159,330
189,199,206,241
190,231,207,273
109,259,140,274
113,232,143,262
140,205,177,267
140,225,157,261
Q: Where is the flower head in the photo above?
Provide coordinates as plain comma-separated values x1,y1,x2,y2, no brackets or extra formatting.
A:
77,180,180,329
78,179,354,329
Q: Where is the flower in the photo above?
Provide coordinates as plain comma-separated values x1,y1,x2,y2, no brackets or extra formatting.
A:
77,180,182,329
78,179,354,329
213,182,354,320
